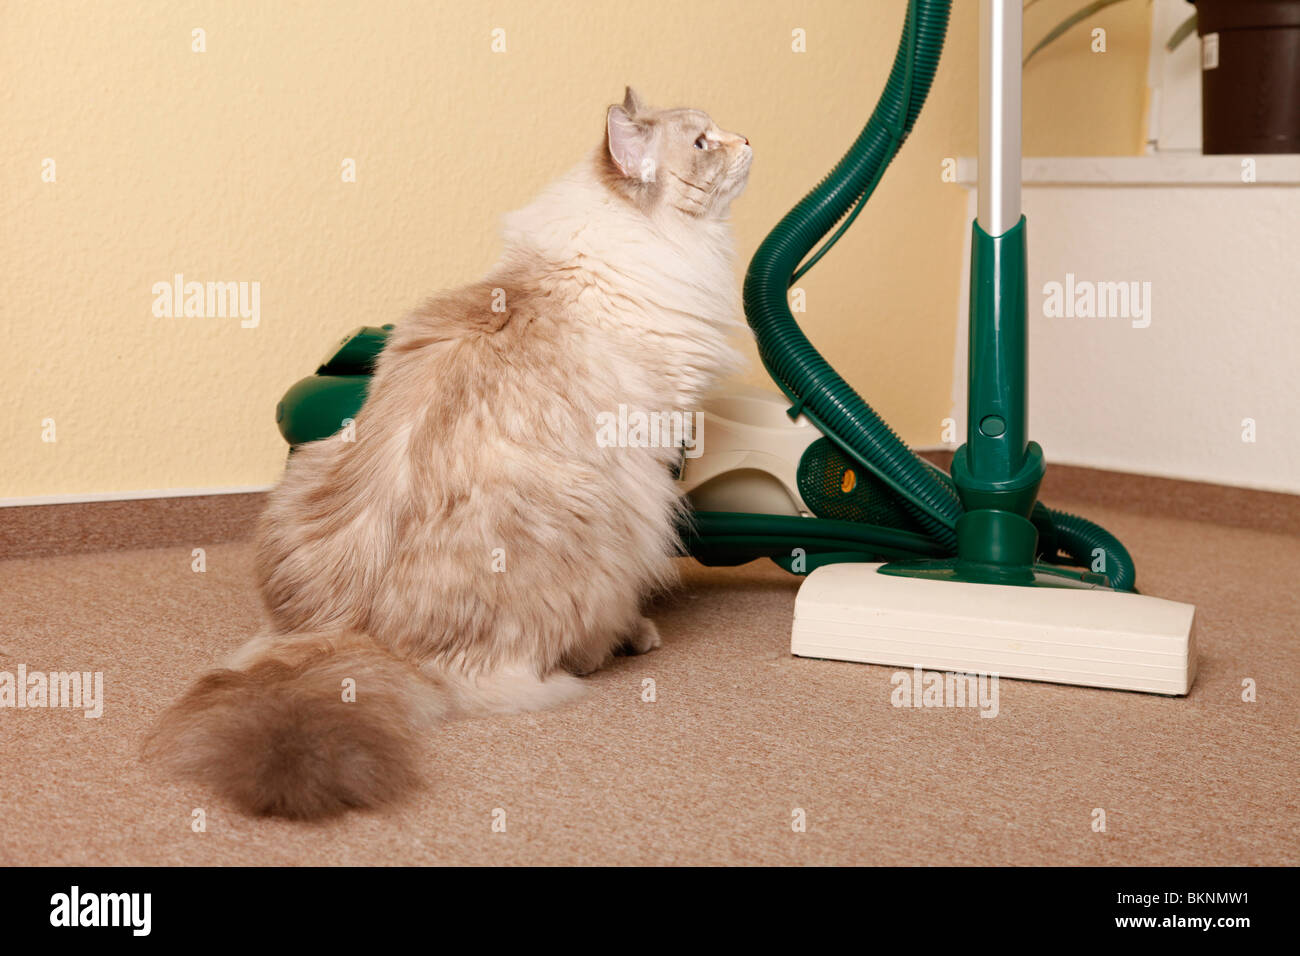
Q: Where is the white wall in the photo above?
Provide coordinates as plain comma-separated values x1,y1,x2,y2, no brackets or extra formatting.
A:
953,156,1300,494
1146,0,1202,152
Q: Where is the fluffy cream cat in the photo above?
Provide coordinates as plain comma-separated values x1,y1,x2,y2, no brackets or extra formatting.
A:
146,88,752,819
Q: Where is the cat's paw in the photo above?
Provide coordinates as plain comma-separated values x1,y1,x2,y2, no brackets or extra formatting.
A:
624,617,662,656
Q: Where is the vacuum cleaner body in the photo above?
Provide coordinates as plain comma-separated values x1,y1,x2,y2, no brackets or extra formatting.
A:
676,386,819,518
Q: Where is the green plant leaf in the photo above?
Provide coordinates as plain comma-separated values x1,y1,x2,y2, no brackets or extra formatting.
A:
1024,0,1135,66
1166,12,1197,52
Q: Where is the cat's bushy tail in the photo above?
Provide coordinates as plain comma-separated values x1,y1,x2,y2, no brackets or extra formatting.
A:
144,631,445,820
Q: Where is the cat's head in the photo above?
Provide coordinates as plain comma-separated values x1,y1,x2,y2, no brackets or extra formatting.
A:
600,87,751,220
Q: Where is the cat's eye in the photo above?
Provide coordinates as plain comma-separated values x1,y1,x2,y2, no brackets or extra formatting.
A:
693,134,709,150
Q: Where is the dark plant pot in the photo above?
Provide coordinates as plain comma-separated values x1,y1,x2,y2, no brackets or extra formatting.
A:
1194,0,1300,153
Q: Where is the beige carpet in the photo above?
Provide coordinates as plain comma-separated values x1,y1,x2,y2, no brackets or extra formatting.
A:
1,497,1296,866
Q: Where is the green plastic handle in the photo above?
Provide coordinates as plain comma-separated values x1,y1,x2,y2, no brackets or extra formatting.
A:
952,216,1044,520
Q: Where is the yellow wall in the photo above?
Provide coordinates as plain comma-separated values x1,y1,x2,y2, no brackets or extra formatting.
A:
2,0,1151,499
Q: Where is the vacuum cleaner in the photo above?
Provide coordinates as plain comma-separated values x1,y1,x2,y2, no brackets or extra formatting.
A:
275,0,1196,696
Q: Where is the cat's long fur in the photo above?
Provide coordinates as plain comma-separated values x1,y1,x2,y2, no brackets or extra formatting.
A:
146,89,752,818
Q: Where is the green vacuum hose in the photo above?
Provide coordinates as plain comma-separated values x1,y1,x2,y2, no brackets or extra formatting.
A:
741,0,1138,591
743,0,960,549
1042,506,1137,592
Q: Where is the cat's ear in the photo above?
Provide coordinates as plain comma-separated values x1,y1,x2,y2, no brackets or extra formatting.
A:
607,105,655,182
622,86,646,117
